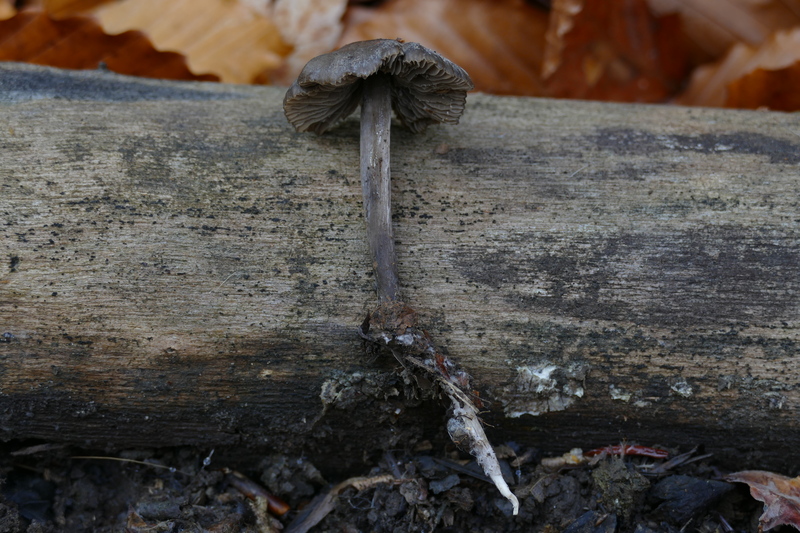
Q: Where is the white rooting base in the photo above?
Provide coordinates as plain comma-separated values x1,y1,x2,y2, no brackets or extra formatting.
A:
361,302,520,515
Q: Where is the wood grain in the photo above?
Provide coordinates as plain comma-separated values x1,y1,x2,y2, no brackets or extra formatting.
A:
1,62,799,470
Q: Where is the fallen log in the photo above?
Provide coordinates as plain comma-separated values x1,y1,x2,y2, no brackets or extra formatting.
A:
1,62,799,471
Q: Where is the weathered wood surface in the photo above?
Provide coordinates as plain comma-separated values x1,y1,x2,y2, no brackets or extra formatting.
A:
1,62,799,470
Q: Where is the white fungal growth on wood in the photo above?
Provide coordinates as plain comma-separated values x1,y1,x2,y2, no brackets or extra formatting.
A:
501,362,588,418
670,379,694,398
445,385,520,515
609,384,632,402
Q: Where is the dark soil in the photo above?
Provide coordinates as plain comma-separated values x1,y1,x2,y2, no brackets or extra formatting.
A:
0,436,786,532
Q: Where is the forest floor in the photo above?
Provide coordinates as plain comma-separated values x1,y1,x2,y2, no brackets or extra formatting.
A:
0,432,776,533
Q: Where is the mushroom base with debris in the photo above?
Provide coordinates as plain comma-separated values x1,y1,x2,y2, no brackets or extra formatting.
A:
358,300,520,515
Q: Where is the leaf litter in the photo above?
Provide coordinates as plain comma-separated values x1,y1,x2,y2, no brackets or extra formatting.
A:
727,470,800,532
0,417,792,531
5,0,800,109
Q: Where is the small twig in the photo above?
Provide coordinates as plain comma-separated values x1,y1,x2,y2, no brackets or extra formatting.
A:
207,270,247,294
569,164,589,178
717,511,735,533
71,455,182,474
285,474,396,533
11,443,67,456
433,457,491,483
224,469,290,516
510,448,537,469
638,446,712,476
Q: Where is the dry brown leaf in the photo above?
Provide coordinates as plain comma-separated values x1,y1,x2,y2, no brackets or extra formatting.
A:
93,0,290,84
676,27,800,108
726,470,800,532
41,0,113,18
648,0,800,60
725,61,800,111
72,0,347,84
543,0,690,102
0,9,217,81
0,0,15,20
339,0,549,96
270,0,348,85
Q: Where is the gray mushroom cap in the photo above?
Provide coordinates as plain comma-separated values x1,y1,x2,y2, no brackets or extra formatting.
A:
283,39,474,134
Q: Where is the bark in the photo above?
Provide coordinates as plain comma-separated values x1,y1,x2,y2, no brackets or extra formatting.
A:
1,62,799,470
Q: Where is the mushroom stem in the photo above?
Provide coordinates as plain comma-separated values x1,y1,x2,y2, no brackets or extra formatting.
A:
360,73,399,303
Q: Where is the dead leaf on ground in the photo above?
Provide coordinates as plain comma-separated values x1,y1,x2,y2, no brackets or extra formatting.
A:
93,0,290,84
543,0,690,102
676,27,800,108
648,0,800,61
339,0,550,96
0,9,217,81
726,470,800,532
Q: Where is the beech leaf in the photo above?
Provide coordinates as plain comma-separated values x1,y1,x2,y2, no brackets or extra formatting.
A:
93,0,290,84
724,60,800,111
726,470,800,532
0,9,217,81
339,0,550,96
543,0,690,102
676,27,800,109
648,0,800,60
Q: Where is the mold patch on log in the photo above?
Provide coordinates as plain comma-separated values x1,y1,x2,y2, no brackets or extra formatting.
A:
454,225,800,327
500,361,589,418
592,127,800,164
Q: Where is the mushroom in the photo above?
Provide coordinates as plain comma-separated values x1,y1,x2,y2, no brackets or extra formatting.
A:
283,41,519,515
283,39,473,303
